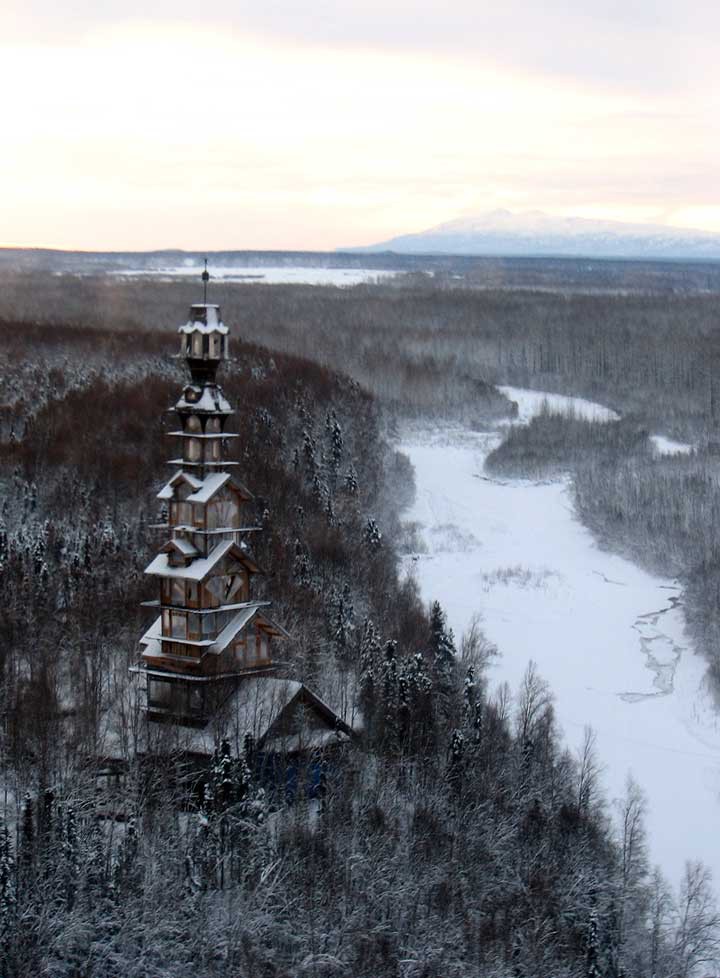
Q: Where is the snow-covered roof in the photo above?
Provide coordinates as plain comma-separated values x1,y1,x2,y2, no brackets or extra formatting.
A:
156,471,203,501
144,538,260,582
212,678,351,752
178,304,229,335
185,472,229,503
139,602,275,660
162,537,199,557
175,385,233,414
209,605,260,654
209,606,290,656
187,472,253,503
156,471,252,504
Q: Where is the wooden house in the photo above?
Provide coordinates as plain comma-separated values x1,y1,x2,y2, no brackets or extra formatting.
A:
130,295,351,756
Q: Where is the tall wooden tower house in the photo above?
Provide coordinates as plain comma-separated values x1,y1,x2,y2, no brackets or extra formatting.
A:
134,293,289,725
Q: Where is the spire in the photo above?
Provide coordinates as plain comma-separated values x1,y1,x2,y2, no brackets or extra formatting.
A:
202,258,210,305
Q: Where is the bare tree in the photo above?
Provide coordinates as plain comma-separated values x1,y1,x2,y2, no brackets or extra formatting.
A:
614,774,650,976
673,860,720,978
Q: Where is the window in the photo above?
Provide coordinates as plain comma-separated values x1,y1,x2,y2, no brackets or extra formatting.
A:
162,609,171,634
171,580,185,606
187,581,199,605
258,633,269,661
224,574,245,603
148,680,172,709
186,415,202,433
192,333,203,357
174,501,192,525
170,612,187,638
189,687,204,715
207,417,221,433
186,438,202,463
202,613,216,637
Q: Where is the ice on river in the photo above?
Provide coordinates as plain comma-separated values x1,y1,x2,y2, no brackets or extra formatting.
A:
401,399,720,888
112,265,399,286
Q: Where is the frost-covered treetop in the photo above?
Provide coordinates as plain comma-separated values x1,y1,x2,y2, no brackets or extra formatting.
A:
178,304,228,336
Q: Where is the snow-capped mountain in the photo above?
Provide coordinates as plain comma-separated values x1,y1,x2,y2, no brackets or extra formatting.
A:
350,210,720,260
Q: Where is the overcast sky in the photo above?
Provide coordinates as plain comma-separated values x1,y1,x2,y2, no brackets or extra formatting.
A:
3,1,719,250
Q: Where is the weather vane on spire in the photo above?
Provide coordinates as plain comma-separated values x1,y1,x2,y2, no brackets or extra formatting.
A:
202,258,210,304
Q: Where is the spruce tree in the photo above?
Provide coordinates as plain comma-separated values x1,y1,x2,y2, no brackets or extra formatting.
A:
430,601,457,723
0,820,16,957
381,640,399,751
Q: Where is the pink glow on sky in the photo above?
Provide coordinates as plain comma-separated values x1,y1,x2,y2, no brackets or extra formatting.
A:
2,3,719,250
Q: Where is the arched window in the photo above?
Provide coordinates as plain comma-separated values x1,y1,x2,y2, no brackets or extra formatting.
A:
206,417,221,433
192,332,203,357
185,438,202,463
185,415,202,433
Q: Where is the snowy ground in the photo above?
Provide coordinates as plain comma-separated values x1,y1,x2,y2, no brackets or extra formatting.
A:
112,265,400,286
650,434,694,456
401,390,720,888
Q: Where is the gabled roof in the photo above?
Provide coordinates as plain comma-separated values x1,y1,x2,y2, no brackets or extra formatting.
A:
156,471,202,501
156,471,253,504
209,606,290,656
224,678,353,751
138,603,287,663
174,677,353,755
186,472,253,504
144,539,262,582
161,538,200,558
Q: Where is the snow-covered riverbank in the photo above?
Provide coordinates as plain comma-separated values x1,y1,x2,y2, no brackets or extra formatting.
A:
401,392,720,888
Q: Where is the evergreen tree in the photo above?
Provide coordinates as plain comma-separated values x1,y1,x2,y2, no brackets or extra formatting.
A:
586,907,602,978
343,464,359,495
0,819,16,954
447,729,466,799
359,618,382,736
210,740,235,814
381,640,399,750
112,817,139,899
363,518,383,551
430,601,457,722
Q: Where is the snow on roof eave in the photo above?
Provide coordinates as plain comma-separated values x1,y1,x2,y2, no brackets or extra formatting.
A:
255,611,292,641
263,729,351,753
144,539,263,582
139,615,162,646
208,605,261,655
185,471,254,504
207,605,290,656
175,387,233,415
178,321,229,336
156,470,203,500
144,539,235,582
161,538,200,557
295,683,356,737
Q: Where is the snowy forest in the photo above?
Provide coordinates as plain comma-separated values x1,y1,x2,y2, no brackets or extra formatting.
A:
0,266,719,976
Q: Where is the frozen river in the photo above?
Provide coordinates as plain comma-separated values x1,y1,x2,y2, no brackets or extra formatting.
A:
401,389,720,888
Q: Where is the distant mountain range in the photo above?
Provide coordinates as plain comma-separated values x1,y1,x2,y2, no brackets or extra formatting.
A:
347,210,720,260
